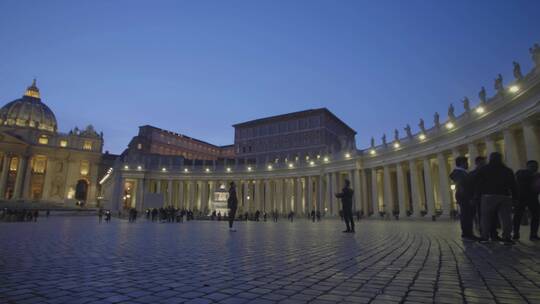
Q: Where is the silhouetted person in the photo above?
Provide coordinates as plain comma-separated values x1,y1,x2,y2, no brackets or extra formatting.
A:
228,182,238,232
316,210,321,221
311,210,316,222
98,208,104,223
513,160,540,241
450,156,477,240
335,179,355,233
475,152,517,245
469,156,486,234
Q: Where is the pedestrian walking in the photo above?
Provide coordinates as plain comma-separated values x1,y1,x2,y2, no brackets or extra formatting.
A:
227,182,238,232
513,160,540,241
450,156,477,241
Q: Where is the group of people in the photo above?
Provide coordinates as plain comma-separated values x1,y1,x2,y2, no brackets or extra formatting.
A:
450,152,540,245
1,208,46,222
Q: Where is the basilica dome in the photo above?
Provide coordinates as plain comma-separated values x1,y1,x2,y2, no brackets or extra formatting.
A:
0,80,57,132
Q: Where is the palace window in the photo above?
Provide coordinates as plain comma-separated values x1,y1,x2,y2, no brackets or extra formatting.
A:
137,143,142,150
83,141,92,150
32,156,47,174
38,135,48,145
9,157,19,171
80,160,90,176
60,140,68,147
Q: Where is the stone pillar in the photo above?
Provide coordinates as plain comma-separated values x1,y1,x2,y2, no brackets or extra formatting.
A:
503,129,520,170
371,168,379,214
408,160,422,218
353,169,362,212
167,180,173,206
136,178,145,210
208,181,215,211
383,165,393,215
485,137,496,156
396,162,408,218
178,180,185,208
436,153,452,218
264,180,272,212
254,180,262,212
188,181,195,210
316,176,322,213
22,156,33,200
0,155,11,198
360,170,369,215
306,176,313,212
422,158,436,217
467,143,479,168
13,156,28,200
522,121,540,162
156,180,161,194
200,180,208,213
325,173,332,215
294,177,301,213
331,172,338,215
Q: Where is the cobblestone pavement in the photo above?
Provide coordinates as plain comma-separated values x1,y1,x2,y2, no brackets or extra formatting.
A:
1,217,540,304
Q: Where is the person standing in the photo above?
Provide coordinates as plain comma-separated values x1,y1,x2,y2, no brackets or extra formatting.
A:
475,152,517,245
335,179,355,233
513,160,540,241
450,156,477,240
227,182,238,232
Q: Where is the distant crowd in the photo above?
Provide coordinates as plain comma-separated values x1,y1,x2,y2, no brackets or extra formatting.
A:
1,208,49,222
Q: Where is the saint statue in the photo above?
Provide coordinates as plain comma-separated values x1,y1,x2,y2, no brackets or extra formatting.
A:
394,129,399,142
530,43,540,67
382,134,387,146
370,136,375,148
418,118,425,133
513,61,523,80
404,124,412,138
448,103,455,120
462,97,470,112
494,74,504,93
479,86,487,103
434,112,440,128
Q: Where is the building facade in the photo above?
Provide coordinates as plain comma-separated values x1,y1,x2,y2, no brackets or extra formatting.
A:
233,108,357,164
0,81,104,207
127,125,234,160
102,45,540,219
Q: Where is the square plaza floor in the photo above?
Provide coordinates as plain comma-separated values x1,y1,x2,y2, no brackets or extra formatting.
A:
1,217,540,304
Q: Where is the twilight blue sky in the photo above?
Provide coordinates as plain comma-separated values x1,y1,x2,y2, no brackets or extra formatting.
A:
1,0,540,154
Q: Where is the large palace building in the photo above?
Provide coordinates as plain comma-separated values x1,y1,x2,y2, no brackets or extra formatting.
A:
2,44,540,218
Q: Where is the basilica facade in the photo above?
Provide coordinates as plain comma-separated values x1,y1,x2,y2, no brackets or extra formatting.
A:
0,81,103,207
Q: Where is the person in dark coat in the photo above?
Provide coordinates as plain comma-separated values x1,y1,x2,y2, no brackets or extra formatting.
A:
449,156,477,240
227,182,238,231
335,179,355,233
475,152,518,245
513,160,540,241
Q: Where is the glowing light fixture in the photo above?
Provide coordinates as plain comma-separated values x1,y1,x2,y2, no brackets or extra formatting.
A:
246,195,251,200
205,168,210,172
309,161,315,166
475,106,485,114
450,184,456,191
267,165,273,170
124,165,129,170
288,163,294,168
369,149,376,155
323,157,329,162
247,166,252,171
509,85,519,93
137,165,142,170
345,153,351,158
184,168,189,172
393,142,400,149
419,134,426,140
226,167,231,172
445,122,454,130
162,167,167,172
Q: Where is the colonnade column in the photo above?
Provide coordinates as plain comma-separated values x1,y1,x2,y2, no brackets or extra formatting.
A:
326,173,333,215
188,181,195,210
371,168,379,214
408,160,422,218
12,156,28,200
0,155,10,198
468,143,479,168
360,169,369,215
503,129,520,170
436,153,452,218
522,121,540,161
295,177,302,213
178,181,185,209
352,169,361,212
382,165,393,215
22,156,33,200
396,162,408,218
331,172,338,215
167,180,173,206
422,158,435,217
485,137,496,156
136,178,145,210
316,176,322,212
306,176,313,212
264,180,271,212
